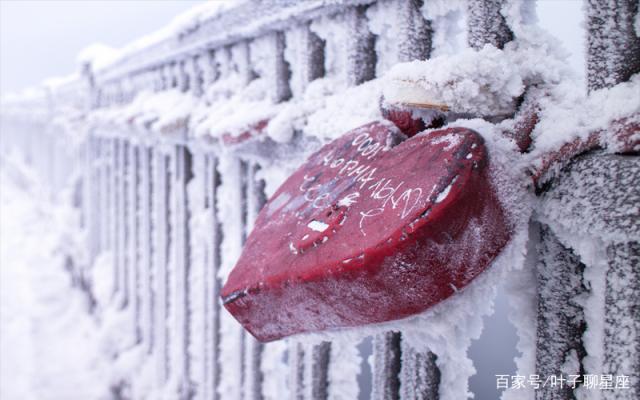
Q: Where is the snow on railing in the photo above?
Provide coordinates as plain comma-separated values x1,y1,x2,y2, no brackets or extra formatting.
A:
0,1,638,399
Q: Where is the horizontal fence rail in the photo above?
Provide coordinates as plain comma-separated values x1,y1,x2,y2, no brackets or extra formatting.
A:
1,1,638,399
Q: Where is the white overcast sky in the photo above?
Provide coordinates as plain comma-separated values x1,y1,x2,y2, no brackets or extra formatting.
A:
0,0,584,95
0,0,205,94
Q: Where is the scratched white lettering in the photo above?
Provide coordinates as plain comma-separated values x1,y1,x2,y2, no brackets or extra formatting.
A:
339,160,359,175
312,192,331,209
348,164,372,180
299,174,317,192
398,188,423,218
352,132,369,146
304,184,322,203
338,192,360,207
330,158,345,168
359,208,385,236
322,151,335,166
356,168,378,190
296,133,427,236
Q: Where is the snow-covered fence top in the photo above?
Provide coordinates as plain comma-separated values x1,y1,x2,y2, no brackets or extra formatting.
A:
92,1,376,83
1,1,639,400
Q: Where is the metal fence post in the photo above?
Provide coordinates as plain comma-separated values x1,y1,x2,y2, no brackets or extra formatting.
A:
207,154,224,400
152,145,171,386
139,144,154,353
172,144,194,397
586,0,640,91
539,154,640,398
128,142,142,342
535,225,587,400
603,241,639,399
467,0,513,50
372,332,402,400
397,0,432,62
243,162,267,400
346,5,376,86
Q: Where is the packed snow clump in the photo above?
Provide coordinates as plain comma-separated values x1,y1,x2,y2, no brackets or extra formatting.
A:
528,74,640,156
77,43,120,70
383,43,565,117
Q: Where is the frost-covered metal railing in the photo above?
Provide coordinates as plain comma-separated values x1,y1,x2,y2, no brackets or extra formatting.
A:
0,1,638,399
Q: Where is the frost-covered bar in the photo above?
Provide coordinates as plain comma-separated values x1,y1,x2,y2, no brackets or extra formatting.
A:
0,0,638,399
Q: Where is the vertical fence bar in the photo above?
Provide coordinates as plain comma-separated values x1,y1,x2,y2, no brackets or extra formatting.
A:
119,139,130,308
94,136,102,262
243,294,262,397
272,31,292,103
237,159,249,400
87,136,100,263
466,0,513,50
152,146,171,386
400,341,440,400
535,225,586,400
372,332,402,400
215,46,233,87
290,343,305,400
188,55,203,98
207,154,223,400
95,137,105,255
177,61,189,93
112,138,122,298
186,148,218,400
586,0,640,91
603,241,639,400
242,162,267,400
139,144,153,353
102,138,112,252
129,143,142,342
345,5,377,86
199,49,218,90
310,342,331,400
292,21,325,96
172,144,194,397
218,156,246,400
187,148,205,398
397,0,432,62
102,137,111,253
235,41,255,87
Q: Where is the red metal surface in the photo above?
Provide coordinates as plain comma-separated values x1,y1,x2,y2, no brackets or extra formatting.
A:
221,119,269,145
531,114,639,187
222,121,511,342
381,106,428,137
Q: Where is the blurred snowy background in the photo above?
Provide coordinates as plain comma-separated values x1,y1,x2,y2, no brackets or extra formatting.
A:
1,1,587,399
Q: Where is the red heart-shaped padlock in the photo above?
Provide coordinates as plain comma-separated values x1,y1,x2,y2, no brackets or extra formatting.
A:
222,121,511,342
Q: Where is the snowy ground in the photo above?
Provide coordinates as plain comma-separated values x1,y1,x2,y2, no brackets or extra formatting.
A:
0,157,109,400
